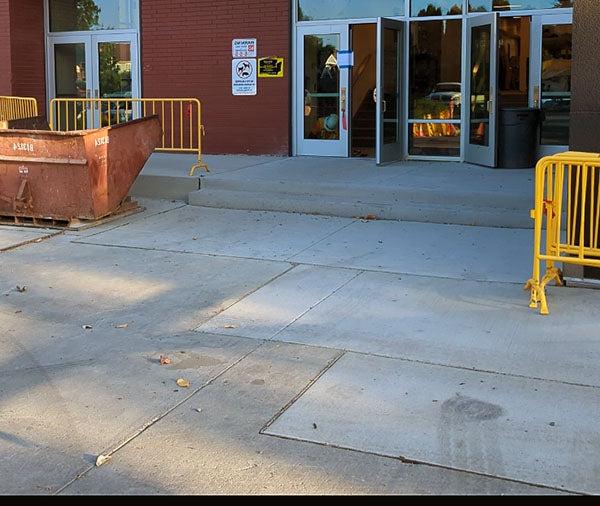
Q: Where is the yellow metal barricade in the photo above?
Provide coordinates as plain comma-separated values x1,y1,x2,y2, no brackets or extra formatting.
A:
525,152,600,314
0,96,39,125
49,97,208,175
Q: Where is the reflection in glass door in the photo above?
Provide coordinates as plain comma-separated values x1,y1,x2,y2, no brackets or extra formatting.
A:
48,34,139,130
530,14,572,156
51,37,92,130
296,25,349,157
464,13,498,167
376,17,404,165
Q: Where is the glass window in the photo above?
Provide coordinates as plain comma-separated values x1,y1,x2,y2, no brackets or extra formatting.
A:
304,34,341,140
540,24,571,145
469,0,573,13
409,20,462,156
49,0,139,32
411,1,462,17
298,0,403,21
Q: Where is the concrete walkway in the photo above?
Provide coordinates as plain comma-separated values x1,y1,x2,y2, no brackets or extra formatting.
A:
1,199,598,495
132,154,535,228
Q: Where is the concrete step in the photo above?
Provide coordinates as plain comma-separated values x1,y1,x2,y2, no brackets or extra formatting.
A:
130,174,201,202
189,186,533,228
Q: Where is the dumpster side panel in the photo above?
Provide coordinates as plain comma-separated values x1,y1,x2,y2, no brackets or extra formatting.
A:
0,116,161,222
86,116,161,219
0,131,94,220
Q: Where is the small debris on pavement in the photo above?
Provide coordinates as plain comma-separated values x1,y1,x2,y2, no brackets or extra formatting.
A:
549,422,556,427
192,237,198,241
95,454,111,467
14,310,22,314
224,324,236,329
15,285,27,293
160,355,172,366
195,408,202,413
355,214,378,221
312,422,318,429
82,325,93,330
114,323,129,329
176,378,190,388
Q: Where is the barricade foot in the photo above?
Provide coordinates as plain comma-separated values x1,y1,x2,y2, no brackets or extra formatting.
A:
189,161,209,176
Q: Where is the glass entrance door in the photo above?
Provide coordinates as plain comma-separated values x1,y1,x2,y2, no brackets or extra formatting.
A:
48,33,139,129
296,25,349,157
464,13,498,167
375,18,404,165
530,13,572,157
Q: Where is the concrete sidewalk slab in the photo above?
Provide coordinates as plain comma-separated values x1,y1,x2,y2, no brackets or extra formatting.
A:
0,226,60,252
0,234,289,338
68,198,187,239
76,206,351,262
59,341,551,495
199,266,600,386
265,352,600,494
290,219,533,283
195,265,359,339
0,333,260,495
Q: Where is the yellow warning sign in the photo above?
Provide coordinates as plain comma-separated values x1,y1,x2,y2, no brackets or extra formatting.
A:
258,57,284,78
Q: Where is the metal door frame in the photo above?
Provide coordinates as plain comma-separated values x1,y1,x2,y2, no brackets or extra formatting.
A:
464,12,498,167
529,12,573,158
295,24,350,157
376,17,405,165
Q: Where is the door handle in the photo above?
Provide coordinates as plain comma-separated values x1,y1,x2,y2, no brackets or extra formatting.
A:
86,89,92,109
94,89,99,110
372,88,377,103
486,99,493,113
382,100,387,113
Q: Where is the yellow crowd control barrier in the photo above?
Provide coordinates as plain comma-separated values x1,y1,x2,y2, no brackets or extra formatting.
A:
49,97,208,174
0,96,39,125
525,151,600,315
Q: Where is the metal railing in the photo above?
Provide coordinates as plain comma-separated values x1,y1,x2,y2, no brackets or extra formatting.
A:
49,97,208,175
0,96,39,125
525,151,600,314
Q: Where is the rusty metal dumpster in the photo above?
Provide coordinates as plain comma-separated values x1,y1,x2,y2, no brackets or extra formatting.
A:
0,116,161,225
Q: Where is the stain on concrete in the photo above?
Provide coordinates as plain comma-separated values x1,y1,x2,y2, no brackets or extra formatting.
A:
441,394,505,422
250,379,265,385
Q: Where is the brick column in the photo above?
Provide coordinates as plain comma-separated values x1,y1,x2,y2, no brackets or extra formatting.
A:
570,0,600,151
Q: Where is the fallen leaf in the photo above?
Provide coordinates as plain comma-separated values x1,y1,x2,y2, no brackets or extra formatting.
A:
15,285,27,293
177,378,190,388
160,355,172,366
114,323,129,329
95,454,111,467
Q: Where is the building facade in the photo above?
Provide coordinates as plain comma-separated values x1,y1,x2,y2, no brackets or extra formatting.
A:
1,1,594,164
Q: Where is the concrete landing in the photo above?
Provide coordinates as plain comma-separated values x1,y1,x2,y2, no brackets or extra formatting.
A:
190,156,535,228
130,154,535,227
265,352,600,494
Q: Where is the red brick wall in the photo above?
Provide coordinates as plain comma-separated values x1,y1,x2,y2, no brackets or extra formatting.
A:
8,0,46,115
0,0,13,95
141,0,291,155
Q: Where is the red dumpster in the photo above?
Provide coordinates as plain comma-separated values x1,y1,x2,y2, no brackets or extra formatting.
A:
0,116,161,224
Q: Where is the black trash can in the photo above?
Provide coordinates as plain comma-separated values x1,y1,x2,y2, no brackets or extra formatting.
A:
497,108,540,168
